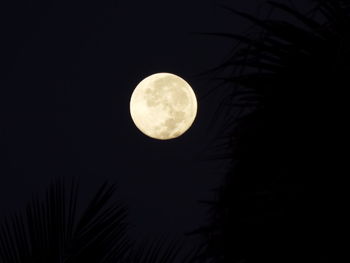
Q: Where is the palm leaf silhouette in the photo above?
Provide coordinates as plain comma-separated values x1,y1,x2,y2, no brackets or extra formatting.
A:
197,0,345,262
0,178,200,263
122,238,200,263
0,178,130,263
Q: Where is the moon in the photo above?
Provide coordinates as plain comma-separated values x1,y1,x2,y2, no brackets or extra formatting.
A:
130,73,197,140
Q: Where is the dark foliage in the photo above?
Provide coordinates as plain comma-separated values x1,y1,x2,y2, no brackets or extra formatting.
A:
122,238,199,263
0,178,195,263
197,0,345,262
0,178,130,263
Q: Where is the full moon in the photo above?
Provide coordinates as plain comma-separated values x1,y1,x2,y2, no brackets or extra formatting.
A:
130,73,197,140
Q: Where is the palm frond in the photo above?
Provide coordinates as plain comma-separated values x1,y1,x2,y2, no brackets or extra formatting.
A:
0,177,130,263
267,1,322,29
196,0,347,262
0,178,200,263
123,238,199,263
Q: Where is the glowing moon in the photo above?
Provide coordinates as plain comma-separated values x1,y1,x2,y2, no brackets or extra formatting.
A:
130,73,197,140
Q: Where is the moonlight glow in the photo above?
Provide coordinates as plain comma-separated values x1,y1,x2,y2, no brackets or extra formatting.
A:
130,73,197,140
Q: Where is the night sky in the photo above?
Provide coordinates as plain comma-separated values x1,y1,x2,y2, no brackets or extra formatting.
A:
0,0,309,253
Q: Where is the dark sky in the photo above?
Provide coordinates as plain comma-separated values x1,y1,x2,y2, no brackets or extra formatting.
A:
0,0,290,250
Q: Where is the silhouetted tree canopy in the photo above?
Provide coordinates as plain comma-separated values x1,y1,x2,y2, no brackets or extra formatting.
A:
196,0,344,262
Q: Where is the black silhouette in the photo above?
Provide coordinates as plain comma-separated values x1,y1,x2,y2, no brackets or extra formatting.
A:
0,178,130,262
122,239,198,263
196,0,344,262
0,178,195,263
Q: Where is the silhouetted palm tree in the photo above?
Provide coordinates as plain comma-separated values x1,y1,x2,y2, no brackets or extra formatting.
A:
197,0,345,262
0,178,197,263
